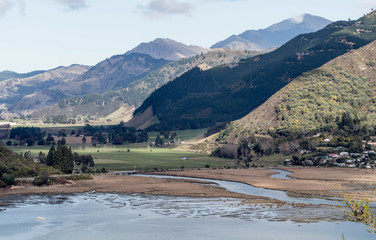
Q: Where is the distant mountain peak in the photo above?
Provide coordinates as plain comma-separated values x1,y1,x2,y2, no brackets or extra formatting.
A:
127,38,209,61
211,13,332,51
290,13,307,24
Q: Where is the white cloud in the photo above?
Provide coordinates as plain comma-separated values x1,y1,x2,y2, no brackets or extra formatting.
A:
0,0,13,18
54,0,88,10
139,0,195,18
17,0,25,15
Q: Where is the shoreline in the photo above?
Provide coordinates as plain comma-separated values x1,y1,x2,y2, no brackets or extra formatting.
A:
1,168,375,202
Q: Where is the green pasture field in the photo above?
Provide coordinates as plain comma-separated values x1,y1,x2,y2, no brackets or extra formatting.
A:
147,128,207,142
10,145,238,171
253,153,293,167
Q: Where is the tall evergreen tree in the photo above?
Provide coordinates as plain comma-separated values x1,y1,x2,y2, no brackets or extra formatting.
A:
62,146,74,173
54,142,64,171
46,145,55,166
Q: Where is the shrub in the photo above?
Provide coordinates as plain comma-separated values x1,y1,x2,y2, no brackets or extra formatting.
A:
0,180,6,188
65,174,92,180
54,178,69,185
1,173,15,186
32,172,51,186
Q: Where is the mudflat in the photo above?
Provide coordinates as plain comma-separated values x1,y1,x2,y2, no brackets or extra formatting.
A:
1,168,375,202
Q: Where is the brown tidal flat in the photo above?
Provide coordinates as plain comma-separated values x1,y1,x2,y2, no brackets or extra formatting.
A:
152,168,376,200
0,175,271,202
1,168,375,202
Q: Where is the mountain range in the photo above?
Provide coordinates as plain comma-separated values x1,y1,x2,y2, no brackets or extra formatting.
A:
29,48,262,123
211,14,332,51
0,65,90,113
0,13,335,123
131,11,376,131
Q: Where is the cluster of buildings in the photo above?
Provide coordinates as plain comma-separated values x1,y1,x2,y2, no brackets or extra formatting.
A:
284,143,376,169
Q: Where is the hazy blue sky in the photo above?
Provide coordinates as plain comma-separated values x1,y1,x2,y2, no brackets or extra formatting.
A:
0,0,375,72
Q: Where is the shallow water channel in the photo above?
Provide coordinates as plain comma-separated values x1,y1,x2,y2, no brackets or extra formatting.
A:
0,169,373,240
137,169,337,205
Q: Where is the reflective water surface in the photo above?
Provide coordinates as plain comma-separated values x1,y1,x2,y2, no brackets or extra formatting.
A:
0,192,373,240
136,174,339,205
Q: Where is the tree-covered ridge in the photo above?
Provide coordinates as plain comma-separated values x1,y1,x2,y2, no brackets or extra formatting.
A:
133,11,376,130
225,39,376,141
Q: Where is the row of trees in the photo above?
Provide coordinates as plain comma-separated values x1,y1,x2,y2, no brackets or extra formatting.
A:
46,143,74,174
9,127,45,146
81,123,149,145
44,143,94,174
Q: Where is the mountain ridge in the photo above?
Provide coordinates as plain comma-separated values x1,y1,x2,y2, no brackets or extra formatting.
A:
9,53,169,114
132,11,376,131
211,14,332,51
127,38,209,60
29,49,262,121
0,64,91,114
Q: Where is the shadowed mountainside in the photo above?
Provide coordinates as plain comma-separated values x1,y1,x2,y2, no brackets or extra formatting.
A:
132,11,376,130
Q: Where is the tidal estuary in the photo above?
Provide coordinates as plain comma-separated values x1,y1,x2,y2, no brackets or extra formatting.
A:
0,170,373,239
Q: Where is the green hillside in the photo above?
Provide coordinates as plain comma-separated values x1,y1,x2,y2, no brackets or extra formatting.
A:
133,11,376,130
0,144,59,187
225,39,376,143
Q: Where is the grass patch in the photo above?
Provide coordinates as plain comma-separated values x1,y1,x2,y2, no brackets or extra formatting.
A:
147,128,207,142
10,145,238,171
252,154,293,167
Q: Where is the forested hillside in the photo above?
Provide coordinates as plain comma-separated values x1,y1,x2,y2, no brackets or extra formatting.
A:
133,11,376,130
224,39,376,142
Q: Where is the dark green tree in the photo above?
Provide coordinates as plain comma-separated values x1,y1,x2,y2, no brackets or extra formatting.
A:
237,139,250,159
73,152,80,165
53,143,64,171
38,151,46,164
46,145,55,166
45,134,54,145
170,132,177,139
155,135,164,147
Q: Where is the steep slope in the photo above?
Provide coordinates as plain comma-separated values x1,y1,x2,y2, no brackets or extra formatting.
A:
211,14,332,51
11,53,169,113
30,49,261,120
0,64,90,112
133,11,376,130
225,39,376,142
127,38,209,60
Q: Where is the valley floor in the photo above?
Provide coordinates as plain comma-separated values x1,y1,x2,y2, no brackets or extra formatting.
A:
1,168,375,203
